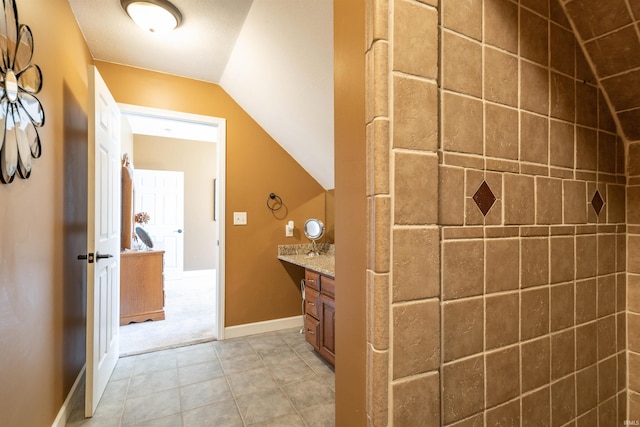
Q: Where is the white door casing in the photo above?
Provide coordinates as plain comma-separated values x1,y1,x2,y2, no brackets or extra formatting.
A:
133,169,185,279
86,66,121,417
118,103,226,340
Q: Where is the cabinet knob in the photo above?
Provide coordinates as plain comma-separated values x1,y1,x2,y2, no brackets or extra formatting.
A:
307,302,315,306
307,329,315,335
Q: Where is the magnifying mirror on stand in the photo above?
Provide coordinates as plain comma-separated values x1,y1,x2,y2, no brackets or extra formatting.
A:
304,218,325,257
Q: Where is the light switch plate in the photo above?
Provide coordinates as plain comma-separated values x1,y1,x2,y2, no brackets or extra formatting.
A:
233,212,247,225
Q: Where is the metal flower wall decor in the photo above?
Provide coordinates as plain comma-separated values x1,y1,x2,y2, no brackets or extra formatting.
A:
0,0,44,184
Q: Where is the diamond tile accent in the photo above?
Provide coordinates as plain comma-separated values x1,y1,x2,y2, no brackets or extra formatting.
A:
591,190,604,216
473,181,496,216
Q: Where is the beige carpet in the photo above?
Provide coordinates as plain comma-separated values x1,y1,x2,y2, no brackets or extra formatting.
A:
119,270,217,356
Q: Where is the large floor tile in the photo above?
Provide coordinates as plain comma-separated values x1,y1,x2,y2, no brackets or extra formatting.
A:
299,402,336,427
122,388,181,426
178,360,224,386
227,367,279,397
182,399,243,427
235,389,297,425
246,333,289,351
248,413,307,426
67,400,123,427
133,413,183,427
269,358,316,385
176,343,218,367
110,357,136,381
128,368,179,398
219,351,265,374
180,377,233,411
131,353,178,376
281,378,335,410
259,346,301,366
213,339,254,358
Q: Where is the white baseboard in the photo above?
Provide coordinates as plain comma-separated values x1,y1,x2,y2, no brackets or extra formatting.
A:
51,364,85,427
224,315,303,339
181,269,216,279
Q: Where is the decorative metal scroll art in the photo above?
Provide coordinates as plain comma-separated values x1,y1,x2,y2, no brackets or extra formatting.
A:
0,0,44,184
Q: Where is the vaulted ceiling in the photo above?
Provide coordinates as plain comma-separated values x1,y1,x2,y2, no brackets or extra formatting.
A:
67,0,335,189
561,0,640,142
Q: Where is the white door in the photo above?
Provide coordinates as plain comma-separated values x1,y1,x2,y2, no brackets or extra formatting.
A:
134,169,185,279
85,66,121,417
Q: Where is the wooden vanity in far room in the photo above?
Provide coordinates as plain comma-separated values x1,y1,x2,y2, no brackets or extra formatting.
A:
119,155,166,326
120,250,165,325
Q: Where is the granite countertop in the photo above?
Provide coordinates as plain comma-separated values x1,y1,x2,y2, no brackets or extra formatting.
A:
277,244,335,278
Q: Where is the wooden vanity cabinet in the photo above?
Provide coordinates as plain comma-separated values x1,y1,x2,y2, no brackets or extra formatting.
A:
304,269,335,366
120,250,165,325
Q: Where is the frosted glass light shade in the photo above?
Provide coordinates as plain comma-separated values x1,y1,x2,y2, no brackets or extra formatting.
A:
121,0,182,33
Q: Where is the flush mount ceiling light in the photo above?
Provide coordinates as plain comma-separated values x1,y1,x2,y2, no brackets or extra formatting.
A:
121,0,182,33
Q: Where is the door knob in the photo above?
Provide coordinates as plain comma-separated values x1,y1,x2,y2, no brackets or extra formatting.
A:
96,253,114,260
175,229,183,233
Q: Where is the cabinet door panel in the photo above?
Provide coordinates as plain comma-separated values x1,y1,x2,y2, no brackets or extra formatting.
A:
319,294,335,366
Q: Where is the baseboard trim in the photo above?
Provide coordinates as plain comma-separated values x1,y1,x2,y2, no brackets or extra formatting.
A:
51,364,85,427
181,269,216,279
224,315,303,339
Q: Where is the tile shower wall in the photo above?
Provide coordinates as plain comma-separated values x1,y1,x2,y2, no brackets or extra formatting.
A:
628,148,640,419
561,0,640,141
365,0,629,425
558,0,640,418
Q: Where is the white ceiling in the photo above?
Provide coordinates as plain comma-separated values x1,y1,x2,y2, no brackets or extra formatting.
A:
124,112,219,143
67,0,335,189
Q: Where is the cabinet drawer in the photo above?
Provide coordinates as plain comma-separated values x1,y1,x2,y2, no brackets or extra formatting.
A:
305,287,320,319
305,314,320,350
321,276,335,298
305,270,320,291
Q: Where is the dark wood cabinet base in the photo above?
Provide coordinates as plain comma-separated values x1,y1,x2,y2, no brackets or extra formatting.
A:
304,269,335,366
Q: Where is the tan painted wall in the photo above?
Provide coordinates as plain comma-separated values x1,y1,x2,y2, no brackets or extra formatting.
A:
325,189,335,243
133,134,218,271
334,0,367,424
0,0,94,425
95,61,326,327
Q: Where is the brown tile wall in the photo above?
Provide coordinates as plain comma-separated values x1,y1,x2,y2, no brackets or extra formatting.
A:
629,141,640,413
365,0,631,425
560,0,640,418
439,0,628,424
562,0,640,141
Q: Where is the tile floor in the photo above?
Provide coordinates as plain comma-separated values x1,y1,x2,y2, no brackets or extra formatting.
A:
67,328,335,427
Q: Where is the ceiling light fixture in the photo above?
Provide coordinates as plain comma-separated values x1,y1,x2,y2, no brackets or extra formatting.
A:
120,0,182,33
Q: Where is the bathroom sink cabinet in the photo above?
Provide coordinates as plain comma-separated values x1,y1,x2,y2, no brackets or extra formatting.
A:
120,250,165,325
304,269,335,366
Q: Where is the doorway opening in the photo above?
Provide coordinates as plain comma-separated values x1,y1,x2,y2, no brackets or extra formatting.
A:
118,104,226,356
